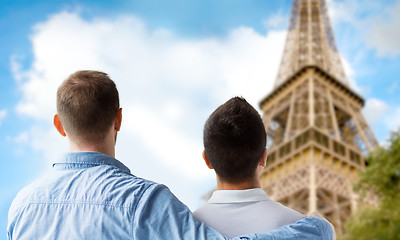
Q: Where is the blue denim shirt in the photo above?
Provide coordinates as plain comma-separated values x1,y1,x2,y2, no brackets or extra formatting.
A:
8,152,333,239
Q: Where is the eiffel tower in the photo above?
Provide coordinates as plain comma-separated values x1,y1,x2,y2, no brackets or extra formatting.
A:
259,0,378,232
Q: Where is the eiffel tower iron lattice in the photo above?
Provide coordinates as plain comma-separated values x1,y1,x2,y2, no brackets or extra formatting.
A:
259,0,378,233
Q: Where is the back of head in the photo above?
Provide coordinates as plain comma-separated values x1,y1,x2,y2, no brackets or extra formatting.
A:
203,97,266,184
57,70,119,144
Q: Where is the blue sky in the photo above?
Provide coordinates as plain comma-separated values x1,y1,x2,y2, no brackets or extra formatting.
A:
1,0,400,237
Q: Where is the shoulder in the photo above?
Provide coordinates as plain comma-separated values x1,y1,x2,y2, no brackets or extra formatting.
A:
193,203,213,222
134,180,177,202
266,200,305,220
192,205,203,221
8,168,165,215
8,173,51,217
88,167,168,207
8,177,50,226
97,168,180,211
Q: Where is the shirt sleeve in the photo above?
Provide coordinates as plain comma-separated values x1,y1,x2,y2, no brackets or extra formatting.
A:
131,184,333,240
256,216,334,240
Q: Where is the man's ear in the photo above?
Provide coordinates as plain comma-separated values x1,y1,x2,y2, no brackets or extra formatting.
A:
114,108,122,131
202,150,214,169
259,148,268,167
54,114,67,137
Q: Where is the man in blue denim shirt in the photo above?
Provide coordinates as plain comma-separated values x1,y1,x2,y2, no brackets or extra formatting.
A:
8,70,333,239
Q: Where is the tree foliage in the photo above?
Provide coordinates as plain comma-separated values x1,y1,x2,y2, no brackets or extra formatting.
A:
340,130,400,240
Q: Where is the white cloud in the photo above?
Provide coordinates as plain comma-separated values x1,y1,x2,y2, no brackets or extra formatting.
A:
362,98,400,144
365,0,400,57
328,0,400,58
340,56,372,96
14,132,29,144
10,55,27,83
0,109,7,126
340,57,360,92
384,107,400,131
123,103,210,179
362,98,390,127
327,0,382,27
12,11,286,208
263,13,288,30
327,0,359,26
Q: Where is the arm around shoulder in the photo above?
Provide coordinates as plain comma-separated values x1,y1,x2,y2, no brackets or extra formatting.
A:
131,183,279,240
252,216,333,240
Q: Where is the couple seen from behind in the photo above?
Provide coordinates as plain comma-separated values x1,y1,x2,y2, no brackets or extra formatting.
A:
8,70,334,239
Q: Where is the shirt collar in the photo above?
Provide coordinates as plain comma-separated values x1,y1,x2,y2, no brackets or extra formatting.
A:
53,151,131,174
207,188,271,204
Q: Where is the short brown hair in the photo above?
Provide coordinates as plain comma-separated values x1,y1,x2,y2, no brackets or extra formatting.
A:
57,70,119,143
203,97,266,183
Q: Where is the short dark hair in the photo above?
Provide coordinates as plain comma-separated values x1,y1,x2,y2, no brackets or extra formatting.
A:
203,97,266,184
56,70,119,143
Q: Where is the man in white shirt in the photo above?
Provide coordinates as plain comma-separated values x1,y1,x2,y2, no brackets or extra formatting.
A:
193,97,305,238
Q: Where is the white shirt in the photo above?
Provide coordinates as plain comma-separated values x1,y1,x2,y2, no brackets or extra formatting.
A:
193,188,305,238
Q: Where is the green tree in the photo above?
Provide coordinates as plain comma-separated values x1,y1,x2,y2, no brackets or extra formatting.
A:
340,130,400,240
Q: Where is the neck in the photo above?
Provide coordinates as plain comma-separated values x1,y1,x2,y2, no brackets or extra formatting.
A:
68,134,116,158
216,176,261,190
69,144,115,158
68,126,118,157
